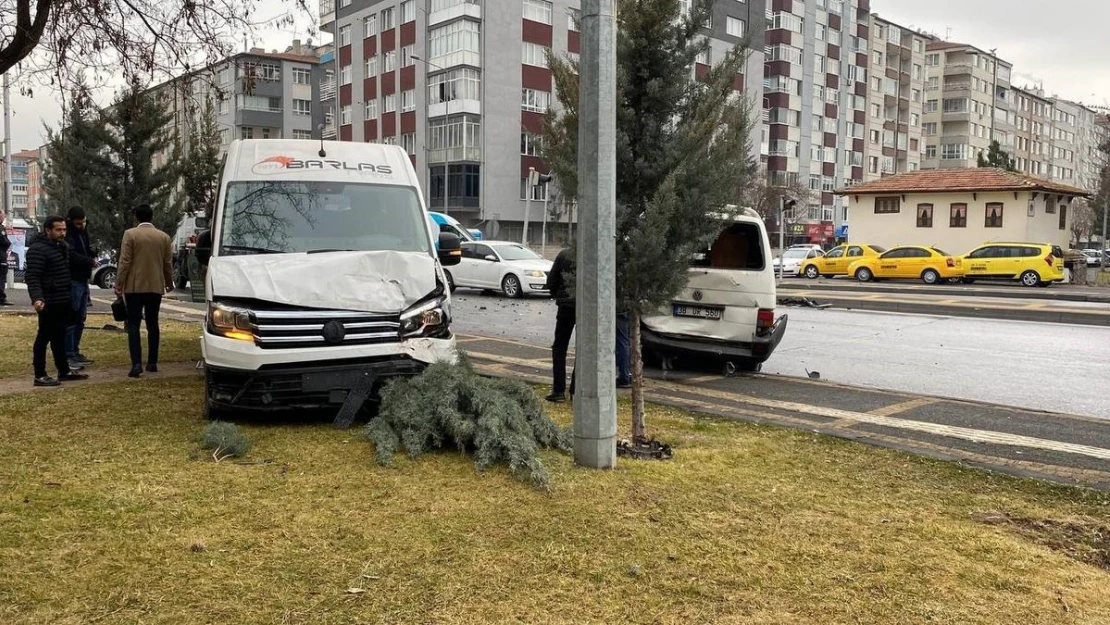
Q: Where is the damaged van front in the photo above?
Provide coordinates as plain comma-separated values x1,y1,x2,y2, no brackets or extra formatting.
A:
641,208,787,372
196,140,462,420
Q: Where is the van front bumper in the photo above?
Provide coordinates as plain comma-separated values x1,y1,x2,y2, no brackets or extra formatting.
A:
641,314,788,364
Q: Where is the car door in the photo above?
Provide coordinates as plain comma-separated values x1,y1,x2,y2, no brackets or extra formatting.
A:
875,248,905,278
453,243,483,287
844,245,867,274
822,246,847,273
964,246,993,277
901,247,932,278
470,243,502,287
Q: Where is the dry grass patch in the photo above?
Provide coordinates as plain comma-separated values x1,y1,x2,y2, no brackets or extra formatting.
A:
1,378,1109,625
0,313,201,377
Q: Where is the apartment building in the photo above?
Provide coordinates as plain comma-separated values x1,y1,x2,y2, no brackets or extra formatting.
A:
763,0,871,234
319,0,766,241
1009,87,1105,194
26,154,44,218
1,149,38,221
862,14,928,180
920,41,1015,171
1012,86,1054,179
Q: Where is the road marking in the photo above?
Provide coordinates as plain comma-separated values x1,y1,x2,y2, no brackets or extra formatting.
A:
93,296,204,318
869,397,941,417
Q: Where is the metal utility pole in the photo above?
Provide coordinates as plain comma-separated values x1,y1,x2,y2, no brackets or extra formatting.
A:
522,167,535,245
989,48,999,145
1102,195,1109,268
539,173,552,257
3,71,12,290
573,0,617,469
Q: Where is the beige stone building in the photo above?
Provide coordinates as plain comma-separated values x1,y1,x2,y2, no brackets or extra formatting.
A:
863,15,929,180
835,169,1089,254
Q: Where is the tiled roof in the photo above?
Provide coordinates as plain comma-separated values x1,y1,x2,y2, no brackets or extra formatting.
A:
835,169,1091,197
11,149,40,160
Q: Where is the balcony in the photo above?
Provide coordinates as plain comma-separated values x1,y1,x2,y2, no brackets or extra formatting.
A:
427,146,482,163
943,63,974,77
321,79,336,102
322,124,337,140
429,0,481,27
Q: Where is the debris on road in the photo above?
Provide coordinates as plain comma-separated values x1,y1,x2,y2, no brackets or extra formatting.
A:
778,296,832,309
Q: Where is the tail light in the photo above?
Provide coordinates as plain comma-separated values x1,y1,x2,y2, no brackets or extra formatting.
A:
757,308,775,336
1045,254,1054,266
946,257,955,267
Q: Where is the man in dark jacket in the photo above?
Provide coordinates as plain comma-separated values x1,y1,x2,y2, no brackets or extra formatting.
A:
0,211,10,306
543,248,575,402
65,207,98,367
26,216,89,387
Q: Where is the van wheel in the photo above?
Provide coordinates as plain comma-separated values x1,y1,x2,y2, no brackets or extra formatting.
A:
855,267,873,282
444,270,457,293
1020,270,1041,287
203,377,230,421
804,265,819,279
921,269,940,285
502,274,523,298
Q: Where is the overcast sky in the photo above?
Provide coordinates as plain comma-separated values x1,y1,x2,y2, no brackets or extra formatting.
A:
3,0,1108,153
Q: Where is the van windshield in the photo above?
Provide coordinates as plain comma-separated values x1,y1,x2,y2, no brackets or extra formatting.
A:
219,181,430,255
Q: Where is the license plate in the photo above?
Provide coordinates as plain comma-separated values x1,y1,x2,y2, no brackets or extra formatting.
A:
673,305,722,320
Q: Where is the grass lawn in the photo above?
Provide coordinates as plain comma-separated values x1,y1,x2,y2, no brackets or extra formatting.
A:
1,371,1108,624
0,313,201,377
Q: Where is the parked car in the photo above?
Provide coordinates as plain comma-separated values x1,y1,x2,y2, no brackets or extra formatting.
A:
92,255,117,289
641,208,787,373
799,243,886,279
1081,249,1104,268
446,241,552,298
847,245,964,284
961,242,1065,287
773,247,822,277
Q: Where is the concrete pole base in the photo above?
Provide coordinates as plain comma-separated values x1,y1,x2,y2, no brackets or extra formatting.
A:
574,435,617,469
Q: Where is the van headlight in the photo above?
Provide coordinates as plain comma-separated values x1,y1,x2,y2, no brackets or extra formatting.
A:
399,296,450,338
207,302,255,342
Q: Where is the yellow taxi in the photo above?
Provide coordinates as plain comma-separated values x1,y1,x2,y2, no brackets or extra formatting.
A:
961,242,1065,287
846,245,965,284
799,243,887,279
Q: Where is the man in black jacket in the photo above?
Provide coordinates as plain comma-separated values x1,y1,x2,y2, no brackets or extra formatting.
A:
0,211,10,306
543,247,575,402
65,207,98,367
25,216,89,387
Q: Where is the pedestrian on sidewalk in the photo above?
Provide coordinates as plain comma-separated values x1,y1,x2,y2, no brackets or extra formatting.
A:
115,207,173,379
65,207,98,369
0,211,11,306
25,216,89,387
115,204,174,378
544,247,575,403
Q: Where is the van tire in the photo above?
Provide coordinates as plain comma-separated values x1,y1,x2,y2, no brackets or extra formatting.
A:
921,269,940,285
502,274,523,298
1020,270,1041,287
855,267,873,282
203,377,230,421
804,265,819,279
444,270,457,293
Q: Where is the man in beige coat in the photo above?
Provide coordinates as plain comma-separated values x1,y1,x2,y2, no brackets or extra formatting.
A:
115,204,173,378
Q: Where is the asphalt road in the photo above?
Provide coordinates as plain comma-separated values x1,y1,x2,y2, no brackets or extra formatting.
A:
448,290,1110,421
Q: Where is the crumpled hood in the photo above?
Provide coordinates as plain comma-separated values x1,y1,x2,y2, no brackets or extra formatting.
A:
209,251,437,314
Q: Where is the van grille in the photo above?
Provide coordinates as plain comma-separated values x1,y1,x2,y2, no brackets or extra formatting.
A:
250,309,401,349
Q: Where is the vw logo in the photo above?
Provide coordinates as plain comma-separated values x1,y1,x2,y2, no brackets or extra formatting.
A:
322,320,346,344
693,290,703,302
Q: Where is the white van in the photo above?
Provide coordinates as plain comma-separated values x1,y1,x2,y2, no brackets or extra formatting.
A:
196,140,462,419
641,208,787,372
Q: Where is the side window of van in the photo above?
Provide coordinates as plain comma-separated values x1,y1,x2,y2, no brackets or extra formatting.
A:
694,223,765,270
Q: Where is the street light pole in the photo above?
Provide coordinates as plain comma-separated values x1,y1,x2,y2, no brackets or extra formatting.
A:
522,167,535,245
3,72,12,291
412,55,450,217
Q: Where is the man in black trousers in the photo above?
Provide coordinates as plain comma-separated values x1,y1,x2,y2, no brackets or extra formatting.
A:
0,211,11,306
544,247,575,403
25,216,89,387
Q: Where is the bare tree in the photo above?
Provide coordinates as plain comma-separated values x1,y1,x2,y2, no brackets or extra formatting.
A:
744,173,815,240
1070,199,1096,248
0,0,308,89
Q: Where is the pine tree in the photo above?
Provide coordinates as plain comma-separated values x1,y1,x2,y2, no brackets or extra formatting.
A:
543,0,758,443
98,80,185,250
181,96,224,221
977,140,1019,173
42,88,113,236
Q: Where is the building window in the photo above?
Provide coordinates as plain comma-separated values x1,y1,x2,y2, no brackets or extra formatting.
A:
520,132,543,156
869,129,880,145
521,177,549,200
236,95,282,112
950,203,968,228
293,99,312,116
293,129,312,140
401,89,415,112
341,105,352,125
219,98,230,115
523,0,553,24
984,203,1004,228
429,68,481,103
364,15,377,38
568,8,580,31
339,24,351,47
429,20,481,65
868,156,879,174
384,50,397,72
292,68,311,84
916,204,934,228
726,17,745,38
521,88,551,113
340,64,352,85
218,128,229,144
219,67,232,85
1059,205,1067,230
875,197,900,214
241,127,254,140
365,99,378,119
402,44,415,67
522,41,550,68
401,132,416,154
401,0,415,23
925,145,937,159
384,94,397,113
365,55,378,77
925,99,938,113
381,7,395,29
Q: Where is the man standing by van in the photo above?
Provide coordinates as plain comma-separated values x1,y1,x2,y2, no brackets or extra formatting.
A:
65,207,98,368
115,204,173,378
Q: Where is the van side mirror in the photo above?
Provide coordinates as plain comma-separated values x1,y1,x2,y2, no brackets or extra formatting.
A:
195,230,213,266
438,232,462,266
